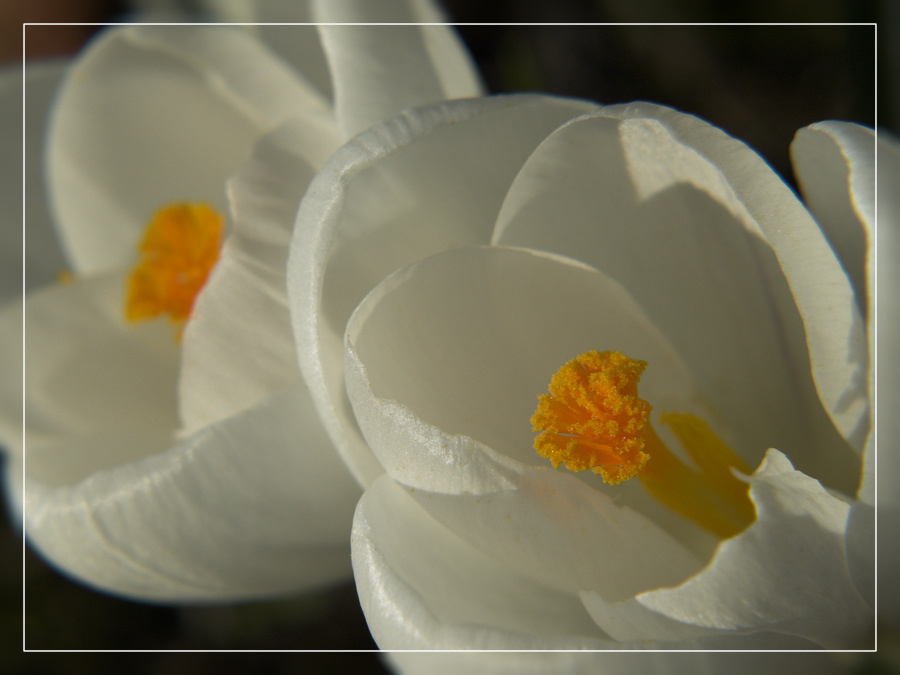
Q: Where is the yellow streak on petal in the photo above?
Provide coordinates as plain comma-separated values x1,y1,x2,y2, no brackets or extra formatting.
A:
533,350,756,538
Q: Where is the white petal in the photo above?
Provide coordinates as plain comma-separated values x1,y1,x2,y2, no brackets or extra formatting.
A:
387,652,845,675
396,466,705,602
19,273,180,486
791,121,874,313
583,449,871,649
345,245,700,496
493,103,864,495
288,95,596,487
197,1,334,102
877,131,900,623
313,0,483,139
178,118,339,434
4,61,69,299
26,384,360,601
47,25,332,274
0,299,24,520
352,475,610,649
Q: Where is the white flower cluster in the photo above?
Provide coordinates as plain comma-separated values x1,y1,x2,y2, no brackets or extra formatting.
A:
2,0,892,667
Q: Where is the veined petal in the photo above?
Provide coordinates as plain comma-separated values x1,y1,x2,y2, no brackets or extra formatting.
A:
352,475,610,649
583,449,871,649
288,95,597,487
46,24,332,274
493,103,863,495
26,384,360,601
791,121,874,314
313,0,484,140
178,118,339,434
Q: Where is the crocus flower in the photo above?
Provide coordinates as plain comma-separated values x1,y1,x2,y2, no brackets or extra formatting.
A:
1,4,482,601
286,93,877,648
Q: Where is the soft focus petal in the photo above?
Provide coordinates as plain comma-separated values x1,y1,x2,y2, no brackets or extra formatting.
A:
791,121,874,314
27,384,360,601
583,450,871,649
194,0,334,100
47,24,332,273
494,103,864,495
20,273,180,486
313,0,483,139
3,61,69,300
16,271,359,598
0,300,24,518
352,475,610,649
178,117,340,434
288,95,596,487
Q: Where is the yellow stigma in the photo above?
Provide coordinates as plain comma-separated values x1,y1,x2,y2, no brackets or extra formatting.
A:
531,351,651,485
124,202,223,337
532,350,755,538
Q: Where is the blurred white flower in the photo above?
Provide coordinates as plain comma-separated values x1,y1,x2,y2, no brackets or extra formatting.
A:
0,3,482,601
286,94,877,648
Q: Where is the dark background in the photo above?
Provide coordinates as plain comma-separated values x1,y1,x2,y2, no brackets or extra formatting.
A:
0,0,887,669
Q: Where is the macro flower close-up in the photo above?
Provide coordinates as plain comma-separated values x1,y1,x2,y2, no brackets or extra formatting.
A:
287,91,878,649
1,1,482,604
3,6,886,662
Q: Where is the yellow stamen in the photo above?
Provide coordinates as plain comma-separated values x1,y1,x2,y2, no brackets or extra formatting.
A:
124,202,223,339
532,350,755,538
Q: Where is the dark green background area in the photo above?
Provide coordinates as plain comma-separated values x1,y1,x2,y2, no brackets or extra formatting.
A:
4,0,885,667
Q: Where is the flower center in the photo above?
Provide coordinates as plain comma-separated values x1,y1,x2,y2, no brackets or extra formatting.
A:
124,202,224,339
532,350,755,538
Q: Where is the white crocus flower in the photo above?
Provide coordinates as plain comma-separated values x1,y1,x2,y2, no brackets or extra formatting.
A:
287,95,877,648
0,6,482,601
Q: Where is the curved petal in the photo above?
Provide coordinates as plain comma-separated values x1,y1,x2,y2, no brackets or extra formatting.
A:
351,475,610,649
26,383,360,601
193,1,334,100
354,475,830,651
345,248,739,585
584,450,871,649
288,94,597,487
18,273,179,486
313,0,484,140
791,121,874,314
345,246,701,495
4,61,69,300
178,117,340,434
493,103,863,495
47,24,332,274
